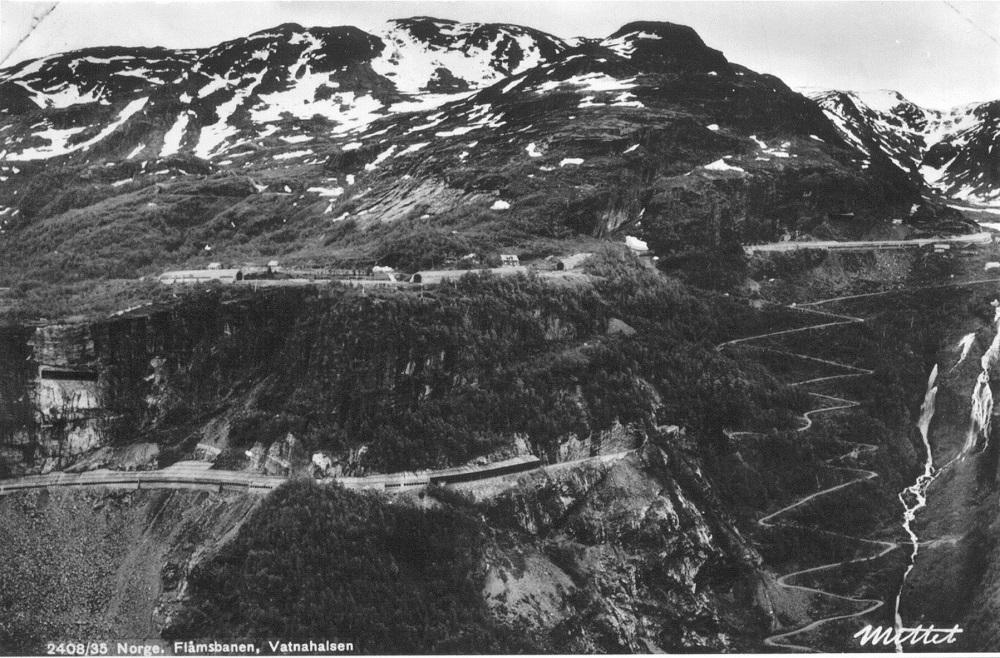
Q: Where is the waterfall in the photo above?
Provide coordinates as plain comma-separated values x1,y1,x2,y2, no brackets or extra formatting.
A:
965,371,995,455
916,365,939,445
963,302,1000,456
953,332,977,370
895,301,1000,650
894,364,939,652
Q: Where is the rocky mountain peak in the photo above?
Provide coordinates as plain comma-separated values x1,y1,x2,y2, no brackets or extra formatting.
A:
812,88,1000,205
602,21,731,73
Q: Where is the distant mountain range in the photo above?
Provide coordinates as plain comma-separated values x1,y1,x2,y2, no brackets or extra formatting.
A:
809,89,1000,207
0,17,993,287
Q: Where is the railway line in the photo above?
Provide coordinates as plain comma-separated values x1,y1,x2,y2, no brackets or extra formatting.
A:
744,231,992,254
0,455,546,497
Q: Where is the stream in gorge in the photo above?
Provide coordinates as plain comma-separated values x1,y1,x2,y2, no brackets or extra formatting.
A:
893,295,1000,651
722,273,1000,652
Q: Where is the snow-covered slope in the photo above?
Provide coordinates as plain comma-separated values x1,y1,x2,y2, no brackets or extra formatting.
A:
0,17,970,283
0,18,566,162
811,89,1000,206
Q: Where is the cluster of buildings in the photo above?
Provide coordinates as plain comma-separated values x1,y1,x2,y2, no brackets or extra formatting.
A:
157,255,530,287
156,238,651,288
157,260,281,285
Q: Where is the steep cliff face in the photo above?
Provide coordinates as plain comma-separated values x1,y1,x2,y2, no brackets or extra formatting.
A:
0,327,35,475
0,290,314,475
0,323,109,476
0,264,807,478
898,293,1000,651
3,282,615,474
154,428,772,653
0,439,771,653
0,488,259,653
468,432,769,652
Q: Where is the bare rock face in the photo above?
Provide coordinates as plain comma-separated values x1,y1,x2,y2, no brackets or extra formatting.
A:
481,546,578,631
64,442,160,472
468,431,767,651
555,419,641,462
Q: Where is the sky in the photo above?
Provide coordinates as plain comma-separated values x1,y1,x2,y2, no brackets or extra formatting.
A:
1,0,999,108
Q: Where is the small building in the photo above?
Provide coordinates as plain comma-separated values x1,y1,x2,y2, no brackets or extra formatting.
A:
207,262,222,270
500,254,520,267
158,269,244,284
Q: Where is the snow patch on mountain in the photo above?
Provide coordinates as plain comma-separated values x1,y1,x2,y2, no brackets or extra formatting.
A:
7,96,148,160
850,89,910,114
8,125,87,160
533,73,637,94
161,112,192,157
371,18,562,95
601,30,663,57
704,158,745,173
307,185,344,197
364,145,398,170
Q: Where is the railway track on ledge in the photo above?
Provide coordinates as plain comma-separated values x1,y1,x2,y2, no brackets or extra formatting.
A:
0,454,550,496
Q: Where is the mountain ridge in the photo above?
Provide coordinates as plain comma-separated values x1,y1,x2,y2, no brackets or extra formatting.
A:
809,88,1000,207
0,16,984,320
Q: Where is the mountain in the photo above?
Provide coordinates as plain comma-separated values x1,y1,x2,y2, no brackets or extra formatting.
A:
0,18,567,159
0,18,970,316
5,17,1000,654
810,89,1000,207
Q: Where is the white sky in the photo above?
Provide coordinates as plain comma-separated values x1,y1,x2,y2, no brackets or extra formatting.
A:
1,0,999,109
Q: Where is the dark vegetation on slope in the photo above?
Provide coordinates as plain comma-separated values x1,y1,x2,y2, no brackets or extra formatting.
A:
163,480,537,653
709,258,987,517
3,247,989,652
189,252,804,471
155,262,987,652
0,249,809,475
